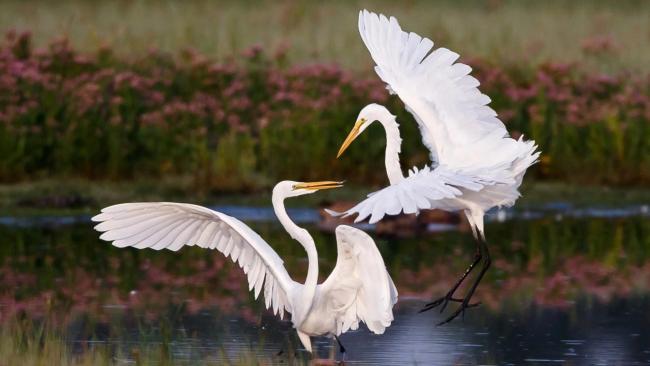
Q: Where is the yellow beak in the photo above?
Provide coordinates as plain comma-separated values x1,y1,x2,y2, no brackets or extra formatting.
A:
336,119,364,158
292,181,344,191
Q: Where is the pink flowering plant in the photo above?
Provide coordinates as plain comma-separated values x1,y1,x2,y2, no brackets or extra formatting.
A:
0,31,648,188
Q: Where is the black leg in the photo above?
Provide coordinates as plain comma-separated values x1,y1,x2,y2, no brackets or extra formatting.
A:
334,335,346,354
437,237,491,325
419,239,482,313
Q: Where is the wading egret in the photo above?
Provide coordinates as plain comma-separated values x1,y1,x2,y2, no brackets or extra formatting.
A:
332,10,539,324
92,181,397,355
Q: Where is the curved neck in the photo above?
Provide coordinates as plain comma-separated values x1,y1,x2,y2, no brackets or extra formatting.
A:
271,193,318,316
379,115,405,184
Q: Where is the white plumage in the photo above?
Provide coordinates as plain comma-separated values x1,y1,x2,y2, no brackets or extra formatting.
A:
92,181,397,353
360,9,509,165
332,10,540,324
93,202,295,317
328,163,521,225
333,10,540,234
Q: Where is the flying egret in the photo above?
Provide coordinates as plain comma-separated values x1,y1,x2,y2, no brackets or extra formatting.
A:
332,10,540,324
92,181,397,355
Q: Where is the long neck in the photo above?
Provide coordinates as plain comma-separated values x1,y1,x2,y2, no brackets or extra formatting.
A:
380,115,405,184
271,194,318,311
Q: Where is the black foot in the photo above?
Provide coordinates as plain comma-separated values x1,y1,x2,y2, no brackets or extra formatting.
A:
436,298,477,325
419,296,480,313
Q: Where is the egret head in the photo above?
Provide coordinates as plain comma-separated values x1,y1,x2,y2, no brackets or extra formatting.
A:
274,180,344,199
337,103,393,158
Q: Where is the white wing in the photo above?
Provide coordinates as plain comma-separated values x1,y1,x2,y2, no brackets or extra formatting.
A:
327,165,514,224
92,202,297,318
319,225,397,335
359,10,530,170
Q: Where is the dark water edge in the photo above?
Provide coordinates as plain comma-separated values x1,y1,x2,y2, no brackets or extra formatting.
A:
1,202,648,228
1,205,650,364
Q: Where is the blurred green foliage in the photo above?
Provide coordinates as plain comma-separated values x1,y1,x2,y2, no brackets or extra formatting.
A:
0,0,647,73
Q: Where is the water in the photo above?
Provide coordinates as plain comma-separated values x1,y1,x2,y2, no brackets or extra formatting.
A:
1,205,649,364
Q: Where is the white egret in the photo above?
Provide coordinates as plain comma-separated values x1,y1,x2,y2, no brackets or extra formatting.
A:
92,181,397,355
331,10,540,324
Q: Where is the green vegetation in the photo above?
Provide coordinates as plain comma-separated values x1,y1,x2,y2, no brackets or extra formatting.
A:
0,1,647,73
0,32,648,192
0,321,111,366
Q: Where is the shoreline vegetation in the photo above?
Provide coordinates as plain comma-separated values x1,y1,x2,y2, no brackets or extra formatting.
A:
0,31,648,194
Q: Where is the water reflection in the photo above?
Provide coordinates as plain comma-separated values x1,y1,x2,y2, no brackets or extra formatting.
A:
0,209,649,363
54,298,650,365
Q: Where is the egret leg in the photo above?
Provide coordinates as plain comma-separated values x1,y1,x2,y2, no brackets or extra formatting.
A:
419,239,482,313
437,237,491,325
334,335,346,354
334,335,346,362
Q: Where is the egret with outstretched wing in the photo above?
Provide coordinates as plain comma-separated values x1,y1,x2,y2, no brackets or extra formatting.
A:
332,10,539,324
93,181,397,355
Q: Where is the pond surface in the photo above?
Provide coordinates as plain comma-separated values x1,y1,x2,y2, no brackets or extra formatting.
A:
1,204,650,365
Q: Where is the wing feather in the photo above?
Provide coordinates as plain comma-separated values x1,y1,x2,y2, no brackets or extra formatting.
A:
320,226,397,335
113,216,179,248
223,236,235,257
187,220,210,246
332,164,512,223
196,221,218,247
359,10,538,176
133,217,187,249
93,202,297,317
97,213,173,241
168,220,203,252
230,240,242,262
152,219,193,250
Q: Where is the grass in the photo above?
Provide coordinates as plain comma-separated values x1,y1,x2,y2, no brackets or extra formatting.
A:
0,177,648,217
0,0,647,73
0,321,109,366
0,319,303,366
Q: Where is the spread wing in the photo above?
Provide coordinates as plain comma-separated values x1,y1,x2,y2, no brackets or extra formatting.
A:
327,165,514,224
359,10,516,168
92,202,297,318
319,225,398,335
